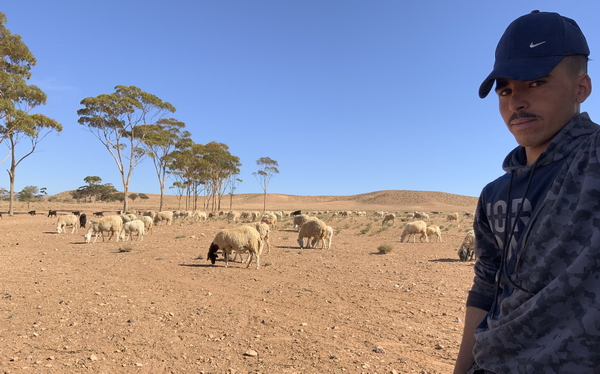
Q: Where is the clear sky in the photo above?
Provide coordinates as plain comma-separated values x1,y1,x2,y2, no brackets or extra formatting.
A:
2,1,599,199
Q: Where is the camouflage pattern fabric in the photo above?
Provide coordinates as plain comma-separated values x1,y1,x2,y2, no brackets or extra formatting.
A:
470,113,600,373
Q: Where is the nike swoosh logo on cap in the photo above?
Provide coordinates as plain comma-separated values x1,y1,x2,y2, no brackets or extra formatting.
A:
530,41,546,48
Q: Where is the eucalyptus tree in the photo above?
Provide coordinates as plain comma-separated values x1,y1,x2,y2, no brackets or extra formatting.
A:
253,157,279,213
141,118,189,211
0,12,62,215
77,85,176,212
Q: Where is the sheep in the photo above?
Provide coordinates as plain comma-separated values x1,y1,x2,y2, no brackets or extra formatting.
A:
193,210,207,222
79,213,87,229
142,210,156,219
141,215,153,235
48,210,57,218
446,213,459,222
93,211,104,217
260,213,277,230
120,213,137,223
28,210,36,216
382,213,396,226
154,211,173,226
206,225,263,269
227,211,241,223
458,230,476,262
421,225,442,243
297,217,327,249
315,225,334,249
400,220,428,243
293,214,310,231
119,219,145,241
84,215,123,243
253,222,271,254
56,214,80,234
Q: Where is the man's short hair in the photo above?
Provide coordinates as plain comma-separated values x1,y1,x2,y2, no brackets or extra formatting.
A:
562,55,589,77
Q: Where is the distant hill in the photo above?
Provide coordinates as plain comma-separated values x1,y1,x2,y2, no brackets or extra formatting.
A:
45,190,477,213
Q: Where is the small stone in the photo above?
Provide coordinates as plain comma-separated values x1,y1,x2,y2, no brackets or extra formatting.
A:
90,354,98,361
374,346,386,353
244,349,258,357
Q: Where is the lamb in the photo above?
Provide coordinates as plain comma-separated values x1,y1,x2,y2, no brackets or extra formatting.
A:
400,220,428,243
119,219,145,241
84,215,124,243
297,217,327,249
421,225,442,243
382,213,396,226
141,215,153,235
56,214,80,234
227,211,241,223
458,230,476,262
154,211,174,226
446,213,459,222
315,225,334,249
206,225,263,269
293,214,310,231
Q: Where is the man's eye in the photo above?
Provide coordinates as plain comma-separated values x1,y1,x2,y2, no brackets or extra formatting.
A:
498,89,511,97
530,80,545,87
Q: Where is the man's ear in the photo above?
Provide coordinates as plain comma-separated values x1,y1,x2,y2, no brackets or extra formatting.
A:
577,74,592,104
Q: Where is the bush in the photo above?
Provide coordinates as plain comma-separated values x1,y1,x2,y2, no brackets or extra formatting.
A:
377,244,393,254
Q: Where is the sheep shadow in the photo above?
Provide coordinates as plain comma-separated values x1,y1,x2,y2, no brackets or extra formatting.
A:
429,258,471,263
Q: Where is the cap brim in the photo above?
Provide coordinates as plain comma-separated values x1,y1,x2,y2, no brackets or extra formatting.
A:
478,55,564,98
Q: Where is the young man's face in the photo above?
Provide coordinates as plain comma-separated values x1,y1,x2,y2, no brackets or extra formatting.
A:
495,59,591,163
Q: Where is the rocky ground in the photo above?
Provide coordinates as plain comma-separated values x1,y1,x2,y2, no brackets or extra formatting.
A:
0,191,478,374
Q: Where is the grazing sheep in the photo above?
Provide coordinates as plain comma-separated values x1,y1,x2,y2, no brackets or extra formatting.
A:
458,230,476,261
227,211,241,223
28,210,36,216
293,214,310,231
252,222,271,254
400,220,428,243
297,217,327,249
120,213,137,223
291,210,302,216
193,210,208,222
154,211,174,226
421,225,442,243
56,214,80,234
142,210,156,219
72,211,81,216
84,215,124,243
207,225,263,269
48,210,57,218
93,211,104,217
79,213,87,229
120,219,145,241
260,213,277,230
382,213,396,226
141,215,153,235
315,225,334,249
446,213,459,222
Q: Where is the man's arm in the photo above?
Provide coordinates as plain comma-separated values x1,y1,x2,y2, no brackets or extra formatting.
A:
453,306,489,374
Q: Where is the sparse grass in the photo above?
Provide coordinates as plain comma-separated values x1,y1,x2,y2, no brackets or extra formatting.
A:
343,224,350,230
195,254,204,260
334,227,342,235
118,246,134,253
175,234,185,239
377,244,393,254
263,262,272,267
359,223,372,235
372,225,389,235
282,236,289,241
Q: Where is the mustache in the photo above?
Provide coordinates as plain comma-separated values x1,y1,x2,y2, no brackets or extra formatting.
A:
509,111,538,123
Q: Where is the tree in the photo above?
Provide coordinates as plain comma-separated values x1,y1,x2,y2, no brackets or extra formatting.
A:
0,12,62,215
77,85,175,213
253,157,279,213
17,185,39,205
140,118,189,211
129,193,138,201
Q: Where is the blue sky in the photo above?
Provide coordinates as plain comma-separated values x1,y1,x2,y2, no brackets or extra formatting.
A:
1,1,599,198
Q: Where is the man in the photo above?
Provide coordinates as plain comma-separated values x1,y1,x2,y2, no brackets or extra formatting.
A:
454,11,599,374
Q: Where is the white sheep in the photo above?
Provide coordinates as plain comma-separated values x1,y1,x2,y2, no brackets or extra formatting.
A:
297,217,327,249
253,222,271,254
382,213,396,226
56,214,80,234
141,215,153,235
400,220,428,243
84,215,124,243
154,211,174,226
260,213,277,230
207,225,263,269
120,213,137,223
446,213,459,222
293,214,310,231
315,225,334,249
227,211,241,223
142,210,156,219
421,225,442,243
458,230,476,261
120,219,145,241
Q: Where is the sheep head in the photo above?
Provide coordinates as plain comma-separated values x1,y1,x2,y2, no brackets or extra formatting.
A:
207,243,219,264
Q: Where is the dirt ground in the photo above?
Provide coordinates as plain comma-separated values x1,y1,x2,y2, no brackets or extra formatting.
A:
0,190,478,374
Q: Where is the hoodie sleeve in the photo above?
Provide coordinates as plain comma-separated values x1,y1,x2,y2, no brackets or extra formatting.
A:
466,192,502,311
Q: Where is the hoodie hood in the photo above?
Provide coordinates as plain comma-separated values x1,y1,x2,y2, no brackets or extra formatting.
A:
502,112,599,175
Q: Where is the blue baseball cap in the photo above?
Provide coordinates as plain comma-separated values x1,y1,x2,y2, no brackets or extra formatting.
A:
479,10,590,98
